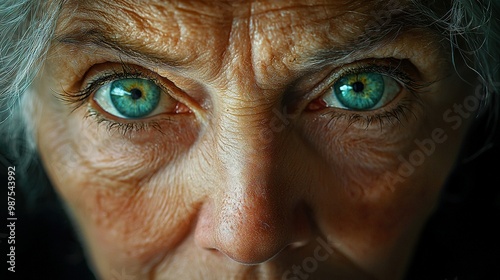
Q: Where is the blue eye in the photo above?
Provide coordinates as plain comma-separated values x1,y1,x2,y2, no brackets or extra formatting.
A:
323,72,401,111
93,78,162,119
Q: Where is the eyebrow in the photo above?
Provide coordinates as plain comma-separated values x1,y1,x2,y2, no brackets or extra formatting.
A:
304,11,437,68
55,28,188,69
54,5,435,70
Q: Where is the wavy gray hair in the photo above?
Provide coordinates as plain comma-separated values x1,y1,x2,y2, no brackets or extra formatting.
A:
0,0,64,196
0,0,499,193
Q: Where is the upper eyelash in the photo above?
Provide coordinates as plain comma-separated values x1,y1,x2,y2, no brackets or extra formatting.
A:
65,61,429,134
58,65,172,134
59,65,163,111
66,61,427,110
314,62,431,129
329,64,429,96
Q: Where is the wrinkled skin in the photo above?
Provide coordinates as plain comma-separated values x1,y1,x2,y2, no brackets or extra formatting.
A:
34,0,478,279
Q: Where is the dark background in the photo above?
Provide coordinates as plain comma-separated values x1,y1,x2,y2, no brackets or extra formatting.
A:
0,111,499,280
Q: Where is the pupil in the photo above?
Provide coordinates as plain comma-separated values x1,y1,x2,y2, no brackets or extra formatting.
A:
352,81,364,92
130,88,142,100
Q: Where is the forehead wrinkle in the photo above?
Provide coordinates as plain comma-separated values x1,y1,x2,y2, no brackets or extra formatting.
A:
249,0,356,17
247,0,421,87
55,0,237,71
54,0,436,87
65,0,237,22
58,0,237,41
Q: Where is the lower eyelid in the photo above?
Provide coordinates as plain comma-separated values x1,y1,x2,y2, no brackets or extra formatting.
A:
317,95,420,131
85,105,177,135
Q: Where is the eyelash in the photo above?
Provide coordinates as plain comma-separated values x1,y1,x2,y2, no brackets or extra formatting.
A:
64,66,171,134
317,64,428,128
68,66,160,109
85,107,169,135
64,61,427,135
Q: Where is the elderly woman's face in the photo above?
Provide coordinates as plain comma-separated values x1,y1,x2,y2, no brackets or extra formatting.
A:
34,0,476,279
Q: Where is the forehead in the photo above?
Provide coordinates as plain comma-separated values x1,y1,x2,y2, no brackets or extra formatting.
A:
59,0,411,35
65,0,399,14
55,0,433,88
57,0,414,53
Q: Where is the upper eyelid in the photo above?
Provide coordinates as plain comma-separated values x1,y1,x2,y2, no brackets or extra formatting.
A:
74,63,209,122
67,66,173,111
68,60,421,113
331,64,415,86
307,61,415,101
85,67,165,95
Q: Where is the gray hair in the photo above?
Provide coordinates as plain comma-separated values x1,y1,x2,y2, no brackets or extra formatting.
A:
412,0,500,119
0,0,499,195
0,0,64,196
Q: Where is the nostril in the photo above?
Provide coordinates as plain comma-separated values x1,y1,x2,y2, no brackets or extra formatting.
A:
213,239,288,265
206,248,226,258
202,237,311,266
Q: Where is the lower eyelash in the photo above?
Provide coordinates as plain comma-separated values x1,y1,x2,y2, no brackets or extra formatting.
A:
85,107,167,135
321,97,421,131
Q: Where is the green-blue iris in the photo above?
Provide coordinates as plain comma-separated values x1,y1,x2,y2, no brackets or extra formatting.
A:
333,73,385,110
109,78,161,118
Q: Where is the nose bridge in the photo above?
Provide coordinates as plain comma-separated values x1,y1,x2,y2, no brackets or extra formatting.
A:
194,100,310,264
192,16,312,262
214,104,286,223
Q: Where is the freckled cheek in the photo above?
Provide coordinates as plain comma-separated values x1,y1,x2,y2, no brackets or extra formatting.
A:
43,151,198,268
299,116,453,240
69,183,195,266
53,175,192,264
36,98,201,264
302,107,471,265
37,96,201,183
306,124,420,190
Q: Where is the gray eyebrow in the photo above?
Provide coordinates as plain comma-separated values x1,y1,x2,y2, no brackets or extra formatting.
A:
304,11,436,68
55,28,187,69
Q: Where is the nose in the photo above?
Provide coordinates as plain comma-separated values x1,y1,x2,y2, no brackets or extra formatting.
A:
194,112,312,264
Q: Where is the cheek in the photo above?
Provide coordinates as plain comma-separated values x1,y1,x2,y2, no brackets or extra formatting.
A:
38,131,197,272
34,86,203,268
72,180,197,268
302,115,429,244
298,76,475,267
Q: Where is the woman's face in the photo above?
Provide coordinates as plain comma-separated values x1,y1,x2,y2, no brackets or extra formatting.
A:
34,0,477,279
